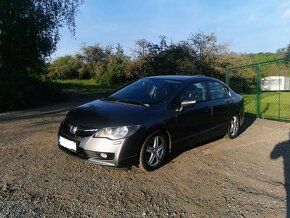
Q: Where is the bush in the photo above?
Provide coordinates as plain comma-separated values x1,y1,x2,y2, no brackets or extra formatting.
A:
95,56,129,85
48,55,80,79
0,76,61,112
95,74,111,86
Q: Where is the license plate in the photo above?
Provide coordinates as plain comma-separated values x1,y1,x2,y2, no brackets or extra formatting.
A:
59,136,76,151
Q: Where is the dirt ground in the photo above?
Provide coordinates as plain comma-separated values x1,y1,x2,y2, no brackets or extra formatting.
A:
0,112,289,217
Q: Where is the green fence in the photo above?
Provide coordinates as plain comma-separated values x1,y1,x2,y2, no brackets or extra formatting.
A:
225,59,290,122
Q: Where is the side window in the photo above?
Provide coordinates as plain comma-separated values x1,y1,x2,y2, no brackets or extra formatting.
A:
208,81,228,100
179,82,207,102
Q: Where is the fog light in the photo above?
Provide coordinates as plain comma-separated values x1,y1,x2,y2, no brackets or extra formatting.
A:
113,140,122,145
100,153,108,159
95,152,114,160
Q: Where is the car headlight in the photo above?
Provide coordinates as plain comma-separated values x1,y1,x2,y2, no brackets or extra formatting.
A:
94,125,140,140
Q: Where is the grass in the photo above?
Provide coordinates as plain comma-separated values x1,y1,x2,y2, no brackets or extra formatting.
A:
53,79,122,94
242,92,290,121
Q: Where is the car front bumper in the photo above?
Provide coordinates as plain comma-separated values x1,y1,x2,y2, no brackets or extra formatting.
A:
58,134,139,168
57,121,141,168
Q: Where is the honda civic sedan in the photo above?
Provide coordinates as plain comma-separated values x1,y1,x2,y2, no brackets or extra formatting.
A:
58,75,244,171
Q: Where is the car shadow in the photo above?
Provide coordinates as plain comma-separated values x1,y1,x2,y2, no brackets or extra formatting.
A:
270,133,290,217
239,117,256,135
163,117,256,166
163,136,224,166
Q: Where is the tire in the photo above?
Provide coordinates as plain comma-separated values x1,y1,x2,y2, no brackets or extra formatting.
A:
139,131,167,171
226,114,240,139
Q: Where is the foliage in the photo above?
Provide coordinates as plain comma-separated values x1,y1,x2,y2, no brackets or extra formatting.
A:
76,44,113,77
54,79,121,94
187,33,229,76
47,32,251,86
227,52,289,93
50,44,131,85
0,0,83,112
285,44,290,62
48,55,80,79
127,33,231,78
104,50,128,84
48,33,290,93
0,76,60,112
144,36,194,75
0,0,83,79
248,52,284,64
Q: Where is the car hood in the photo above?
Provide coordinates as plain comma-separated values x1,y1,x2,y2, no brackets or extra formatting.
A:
66,99,158,128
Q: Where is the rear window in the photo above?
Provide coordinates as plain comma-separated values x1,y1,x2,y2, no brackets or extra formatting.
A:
207,81,228,100
179,82,207,102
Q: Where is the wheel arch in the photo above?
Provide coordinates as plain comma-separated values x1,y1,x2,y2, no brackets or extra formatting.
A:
142,126,173,154
232,110,243,126
159,128,172,154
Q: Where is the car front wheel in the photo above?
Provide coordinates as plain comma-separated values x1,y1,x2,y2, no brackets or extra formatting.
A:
139,131,167,171
227,114,240,139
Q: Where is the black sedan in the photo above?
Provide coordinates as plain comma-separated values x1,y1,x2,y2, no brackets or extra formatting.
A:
58,75,244,171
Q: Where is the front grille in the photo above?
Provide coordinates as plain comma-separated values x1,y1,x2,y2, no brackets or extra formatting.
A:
62,119,98,138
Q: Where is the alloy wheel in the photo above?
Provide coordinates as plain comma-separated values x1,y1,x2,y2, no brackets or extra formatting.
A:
228,115,240,138
145,135,165,167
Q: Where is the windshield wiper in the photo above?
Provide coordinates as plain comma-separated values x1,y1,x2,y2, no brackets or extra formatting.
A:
102,96,119,102
118,99,150,107
102,97,150,107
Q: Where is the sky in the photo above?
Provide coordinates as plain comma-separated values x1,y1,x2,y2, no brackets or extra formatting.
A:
53,0,290,58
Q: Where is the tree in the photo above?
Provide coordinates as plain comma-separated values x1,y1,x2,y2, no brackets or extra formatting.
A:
130,39,153,77
188,32,229,76
97,44,130,85
131,39,151,58
0,0,83,79
168,42,197,74
77,44,113,76
147,37,180,75
105,56,127,84
134,36,196,76
285,44,290,62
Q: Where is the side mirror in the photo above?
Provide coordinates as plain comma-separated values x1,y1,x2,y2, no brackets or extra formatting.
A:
177,99,196,112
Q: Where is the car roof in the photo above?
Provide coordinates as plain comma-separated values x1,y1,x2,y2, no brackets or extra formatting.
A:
146,75,212,82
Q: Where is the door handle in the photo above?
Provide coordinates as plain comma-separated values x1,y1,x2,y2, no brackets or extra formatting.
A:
205,106,213,119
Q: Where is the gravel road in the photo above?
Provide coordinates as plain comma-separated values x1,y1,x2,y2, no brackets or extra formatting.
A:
0,111,289,217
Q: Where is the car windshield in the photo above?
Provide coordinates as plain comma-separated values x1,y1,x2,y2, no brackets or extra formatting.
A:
105,78,182,106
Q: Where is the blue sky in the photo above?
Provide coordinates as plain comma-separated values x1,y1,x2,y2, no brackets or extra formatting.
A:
53,0,290,58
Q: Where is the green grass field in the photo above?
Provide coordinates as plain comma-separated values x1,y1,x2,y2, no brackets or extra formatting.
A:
53,79,122,94
243,92,290,121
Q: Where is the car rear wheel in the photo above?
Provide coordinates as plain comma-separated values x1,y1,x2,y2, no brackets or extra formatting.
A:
139,131,167,171
227,114,240,139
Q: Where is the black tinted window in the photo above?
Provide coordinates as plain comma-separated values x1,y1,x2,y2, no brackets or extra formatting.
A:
208,81,228,100
179,82,207,102
109,78,181,105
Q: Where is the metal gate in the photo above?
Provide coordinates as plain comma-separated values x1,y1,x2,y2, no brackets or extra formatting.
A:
225,59,290,122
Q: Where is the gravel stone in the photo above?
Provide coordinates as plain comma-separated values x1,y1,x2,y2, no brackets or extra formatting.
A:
0,115,289,217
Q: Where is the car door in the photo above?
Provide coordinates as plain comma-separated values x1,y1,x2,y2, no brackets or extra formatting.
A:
172,82,212,145
206,81,231,130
